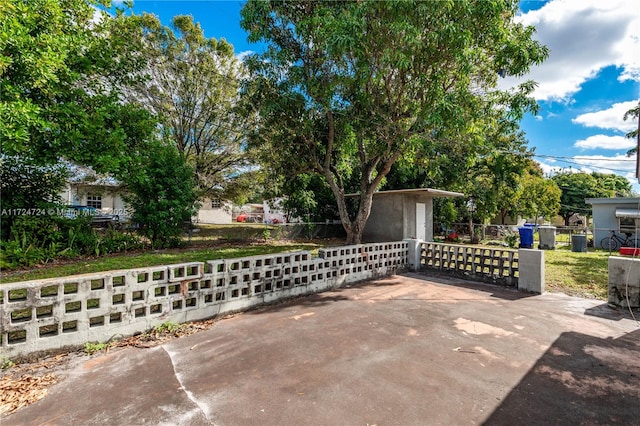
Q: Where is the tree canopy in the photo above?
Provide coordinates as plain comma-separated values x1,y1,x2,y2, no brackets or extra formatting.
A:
0,1,199,249
125,15,259,201
551,171,628,225
241,0,548,243
505,161,560,224
0,0,158,173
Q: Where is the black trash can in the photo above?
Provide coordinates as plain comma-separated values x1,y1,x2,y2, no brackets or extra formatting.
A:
571,234,587,252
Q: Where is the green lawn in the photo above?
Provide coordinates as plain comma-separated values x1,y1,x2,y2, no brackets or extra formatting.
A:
0,242,326,284
543,247,609,300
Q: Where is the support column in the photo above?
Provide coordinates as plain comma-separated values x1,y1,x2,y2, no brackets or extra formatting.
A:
518,249,545,294
403,238,423,272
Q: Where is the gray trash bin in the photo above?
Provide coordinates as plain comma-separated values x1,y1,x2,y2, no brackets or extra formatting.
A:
538,225,556,249
571,234,587,252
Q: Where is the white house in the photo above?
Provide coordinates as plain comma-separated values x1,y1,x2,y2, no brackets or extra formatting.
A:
196,198,233,224
586,197,640,245
60,182,127,216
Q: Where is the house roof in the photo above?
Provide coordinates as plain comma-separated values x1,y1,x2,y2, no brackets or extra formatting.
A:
345,188,464,198
65,162,120,186
586,197,640,205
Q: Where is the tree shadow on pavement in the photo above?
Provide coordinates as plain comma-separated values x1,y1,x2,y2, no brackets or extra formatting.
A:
484,328,640,425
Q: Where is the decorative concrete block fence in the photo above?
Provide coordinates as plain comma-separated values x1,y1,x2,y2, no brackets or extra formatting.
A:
608,256,640,308
0,242,408,358
419,242,519,286
415,241,545,293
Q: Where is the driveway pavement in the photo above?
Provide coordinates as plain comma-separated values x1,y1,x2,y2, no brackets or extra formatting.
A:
5,273,640,425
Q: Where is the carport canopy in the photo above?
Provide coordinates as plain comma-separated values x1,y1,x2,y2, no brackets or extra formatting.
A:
615,208,640,219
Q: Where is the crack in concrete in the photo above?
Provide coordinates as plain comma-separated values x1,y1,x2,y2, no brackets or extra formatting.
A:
162,345,213,424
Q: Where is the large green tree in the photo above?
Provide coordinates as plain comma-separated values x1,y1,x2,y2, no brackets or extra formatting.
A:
624,101,639,157
591,172,632,197
125,15,258,201
506,161,561,224
551,172,614,225
0,0,157,172
0,1,200,248
241,0,548,243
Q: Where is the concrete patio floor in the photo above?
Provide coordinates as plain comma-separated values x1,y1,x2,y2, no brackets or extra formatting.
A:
4,272,640,425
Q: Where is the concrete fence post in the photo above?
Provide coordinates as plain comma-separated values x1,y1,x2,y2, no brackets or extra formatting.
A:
403,238,423,272
518,249,545,294
608,256,640,308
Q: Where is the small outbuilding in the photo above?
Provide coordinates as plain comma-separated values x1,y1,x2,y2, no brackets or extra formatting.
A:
197,198,233,224
349,188,464,243
586,197,640,245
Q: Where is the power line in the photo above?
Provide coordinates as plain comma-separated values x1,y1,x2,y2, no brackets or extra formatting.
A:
535,154,634,162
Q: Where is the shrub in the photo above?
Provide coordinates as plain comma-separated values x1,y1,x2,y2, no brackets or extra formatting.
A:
123,142,198,249
0,214,144,268
503,230,519,248
100,230,143,254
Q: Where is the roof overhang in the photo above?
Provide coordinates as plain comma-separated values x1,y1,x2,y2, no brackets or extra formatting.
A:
345,188,464,198
615,208,640,219
586,197,640,205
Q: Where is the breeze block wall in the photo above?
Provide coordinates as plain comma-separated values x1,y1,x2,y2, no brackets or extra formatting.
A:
0,242,408,358
419,242,520,287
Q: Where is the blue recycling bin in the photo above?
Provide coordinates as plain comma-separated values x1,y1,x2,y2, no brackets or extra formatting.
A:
518,226,534,249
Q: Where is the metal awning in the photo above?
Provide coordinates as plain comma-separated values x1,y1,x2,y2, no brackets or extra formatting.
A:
615,208,640,219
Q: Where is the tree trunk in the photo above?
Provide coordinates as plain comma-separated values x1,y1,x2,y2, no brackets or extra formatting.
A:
322,169,374,245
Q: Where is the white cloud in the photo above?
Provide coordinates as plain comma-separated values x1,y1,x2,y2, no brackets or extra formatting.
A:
571,154,636,173
573,134,635,150
536,160,562,176
534,115,543,121
572,100,639,132
502,0,640,101
236,50,254,62
537,154,637,187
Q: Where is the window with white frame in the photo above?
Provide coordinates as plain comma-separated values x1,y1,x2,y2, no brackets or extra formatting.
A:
87,194,102,209
211,199,222,209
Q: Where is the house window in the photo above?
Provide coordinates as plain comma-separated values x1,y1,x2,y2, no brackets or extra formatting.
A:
619,217,638,234
87,194,102,209
211,199,222,209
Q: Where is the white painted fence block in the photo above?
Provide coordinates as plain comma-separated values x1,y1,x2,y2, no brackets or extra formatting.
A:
517,249,545,294
0,242,409,358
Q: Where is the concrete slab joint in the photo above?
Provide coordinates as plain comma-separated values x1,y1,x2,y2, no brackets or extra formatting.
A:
0,241,409,357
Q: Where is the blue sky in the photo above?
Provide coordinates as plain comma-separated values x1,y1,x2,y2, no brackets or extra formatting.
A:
125,0,640,190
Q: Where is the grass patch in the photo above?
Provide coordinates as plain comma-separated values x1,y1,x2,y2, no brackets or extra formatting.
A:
84,342,108,355
544,247,609,300
0,242,327,284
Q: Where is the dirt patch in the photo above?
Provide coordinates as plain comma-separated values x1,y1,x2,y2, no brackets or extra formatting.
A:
0,353,72,416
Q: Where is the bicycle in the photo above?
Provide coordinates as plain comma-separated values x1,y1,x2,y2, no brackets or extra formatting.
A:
599,230,637,250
